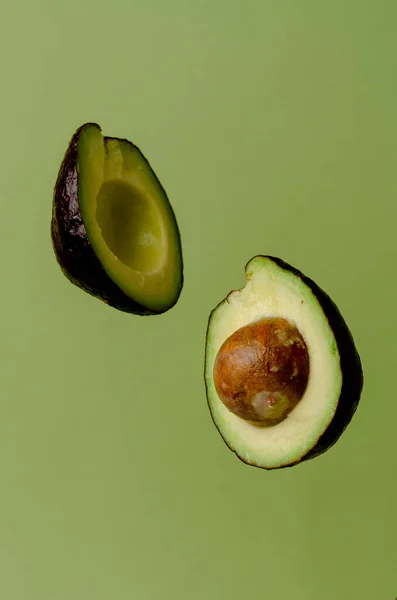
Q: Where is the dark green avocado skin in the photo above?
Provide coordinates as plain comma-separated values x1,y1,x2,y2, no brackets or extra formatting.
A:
51,123,183,315
206,255,364,470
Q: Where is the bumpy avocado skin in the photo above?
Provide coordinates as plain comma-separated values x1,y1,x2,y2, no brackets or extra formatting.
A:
51,124,183,315
205,256,364,470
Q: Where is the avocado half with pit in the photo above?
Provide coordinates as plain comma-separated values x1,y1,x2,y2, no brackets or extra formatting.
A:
204,256,363,469
51,123,183,315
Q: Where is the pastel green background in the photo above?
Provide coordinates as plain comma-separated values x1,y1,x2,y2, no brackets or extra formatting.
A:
0,1,395,599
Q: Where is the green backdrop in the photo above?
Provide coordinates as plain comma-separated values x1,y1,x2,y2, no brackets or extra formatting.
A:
0,1,395,599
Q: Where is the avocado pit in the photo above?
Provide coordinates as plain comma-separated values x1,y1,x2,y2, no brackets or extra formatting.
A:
213,317,310,425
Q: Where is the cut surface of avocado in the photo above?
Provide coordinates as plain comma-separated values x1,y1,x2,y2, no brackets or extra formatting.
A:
51,123,183,315
204,256,363,470
77,124,181,312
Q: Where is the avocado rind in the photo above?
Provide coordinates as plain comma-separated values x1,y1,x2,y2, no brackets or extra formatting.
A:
51,123,183,315
204,255,364,469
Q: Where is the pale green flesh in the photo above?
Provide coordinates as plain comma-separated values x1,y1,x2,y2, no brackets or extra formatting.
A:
205,257,342,469
76,124,182,311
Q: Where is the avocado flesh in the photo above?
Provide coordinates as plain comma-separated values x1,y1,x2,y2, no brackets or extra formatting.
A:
204,256,363,470
51,123,183,315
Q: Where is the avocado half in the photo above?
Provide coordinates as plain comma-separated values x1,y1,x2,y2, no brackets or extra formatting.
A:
51,123,183,315
204,256,363,470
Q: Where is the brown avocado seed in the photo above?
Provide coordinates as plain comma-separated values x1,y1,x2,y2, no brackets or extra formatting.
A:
213,317,310,425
